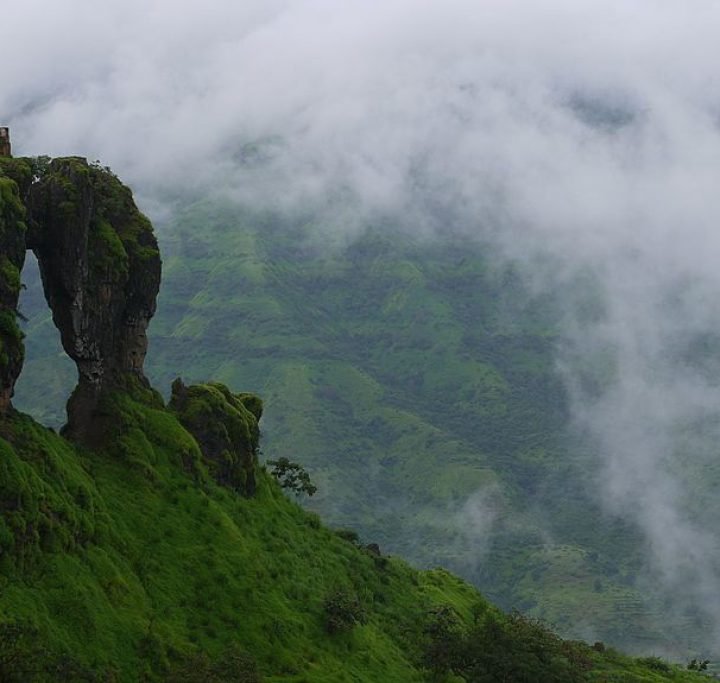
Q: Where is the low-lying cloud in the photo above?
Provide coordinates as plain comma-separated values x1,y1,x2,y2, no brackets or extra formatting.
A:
6,0,720,651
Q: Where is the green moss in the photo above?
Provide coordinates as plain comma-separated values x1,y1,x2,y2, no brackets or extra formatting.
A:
0,310,21,338
0,158,33,198
237,392,264,422
89,218,129,280
0,257,21,297
0,310,24,379
0,177,26,244
86,163,160,265
169,380,261,495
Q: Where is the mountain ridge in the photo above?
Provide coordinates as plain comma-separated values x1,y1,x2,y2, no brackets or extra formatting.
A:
0,154,707,680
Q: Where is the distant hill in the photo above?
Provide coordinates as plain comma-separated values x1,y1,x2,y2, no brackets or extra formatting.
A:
15,194,712,655
0,157,705,680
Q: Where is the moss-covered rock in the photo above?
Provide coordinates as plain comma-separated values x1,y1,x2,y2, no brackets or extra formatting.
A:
0,162,29,414
0,157,33,200
26,158,161,443
169,378,261,496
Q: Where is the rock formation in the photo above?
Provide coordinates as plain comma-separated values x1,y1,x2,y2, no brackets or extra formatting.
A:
0,156,161,444
170,378,262,496
0,159,30,413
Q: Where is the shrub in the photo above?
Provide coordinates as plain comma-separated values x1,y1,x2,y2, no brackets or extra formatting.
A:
267,457,317,497
334,528,360,544
168,644,262,682
323,589,367,634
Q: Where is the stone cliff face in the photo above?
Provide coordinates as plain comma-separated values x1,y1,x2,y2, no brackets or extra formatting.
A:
28,158,161,441
0,159,31,413
0,157,161,443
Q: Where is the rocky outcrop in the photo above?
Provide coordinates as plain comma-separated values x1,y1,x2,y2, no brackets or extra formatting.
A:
0,153,263,497
0,159,31,414
0,156,161,444
25,158,161,441
169,379,262,496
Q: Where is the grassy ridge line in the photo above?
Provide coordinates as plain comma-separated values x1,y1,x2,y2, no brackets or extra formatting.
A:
0,391,705,681
12,198,710,653
0,388,482,680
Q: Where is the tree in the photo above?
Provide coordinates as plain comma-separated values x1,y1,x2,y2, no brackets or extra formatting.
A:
687,658,709,671
267,457,317,496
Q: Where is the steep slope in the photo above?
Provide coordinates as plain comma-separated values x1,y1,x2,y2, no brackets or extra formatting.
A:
0,388,474,681
0,157,708,681
0,386,703,682
14,197,712,655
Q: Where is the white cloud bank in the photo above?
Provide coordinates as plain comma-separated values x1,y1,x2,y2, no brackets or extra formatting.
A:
6,0,720,648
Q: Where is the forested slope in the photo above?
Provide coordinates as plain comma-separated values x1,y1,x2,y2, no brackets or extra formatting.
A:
1,159,704,681
14,197,708,655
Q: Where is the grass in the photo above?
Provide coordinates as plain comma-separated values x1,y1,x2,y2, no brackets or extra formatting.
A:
0,393,707,682
10,191,718,658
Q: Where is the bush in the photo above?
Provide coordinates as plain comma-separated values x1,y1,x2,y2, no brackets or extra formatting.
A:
421,606,590,683
637,656,671,673
334,528,360,544
323,589,367,634
168,644,262,682
267,457,317,497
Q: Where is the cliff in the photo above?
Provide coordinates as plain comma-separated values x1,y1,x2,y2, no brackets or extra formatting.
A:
0,157,161,446
0,159,28,413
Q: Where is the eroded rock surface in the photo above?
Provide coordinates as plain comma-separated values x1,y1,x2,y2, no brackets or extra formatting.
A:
26,158,161,440
0,156,161,442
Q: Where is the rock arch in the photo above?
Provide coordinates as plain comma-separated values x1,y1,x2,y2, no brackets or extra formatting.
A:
0,157,161,444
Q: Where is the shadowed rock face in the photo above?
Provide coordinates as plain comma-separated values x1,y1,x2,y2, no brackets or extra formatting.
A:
0,160,31,413
0,157,161,444
27,158,161,441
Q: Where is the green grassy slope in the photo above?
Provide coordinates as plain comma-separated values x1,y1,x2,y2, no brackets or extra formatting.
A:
0,388,476,681
12,199,712,655
0,385,706,682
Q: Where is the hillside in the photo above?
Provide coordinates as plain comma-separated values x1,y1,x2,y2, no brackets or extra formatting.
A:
14,195,717,655
0,157,710,680
0,382,706,682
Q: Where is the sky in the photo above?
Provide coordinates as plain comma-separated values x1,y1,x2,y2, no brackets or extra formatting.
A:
6,0,720,650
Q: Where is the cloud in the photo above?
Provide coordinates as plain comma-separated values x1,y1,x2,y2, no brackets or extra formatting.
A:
6,1,719,210
7,0,720,648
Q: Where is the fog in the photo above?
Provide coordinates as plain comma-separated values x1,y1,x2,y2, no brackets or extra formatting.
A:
6,0,720,652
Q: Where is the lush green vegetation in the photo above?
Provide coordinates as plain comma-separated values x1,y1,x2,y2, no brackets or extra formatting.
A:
0,159,711,679
0,162,28,402
0,383,706,681
0,387,470,680
14,198,717,656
